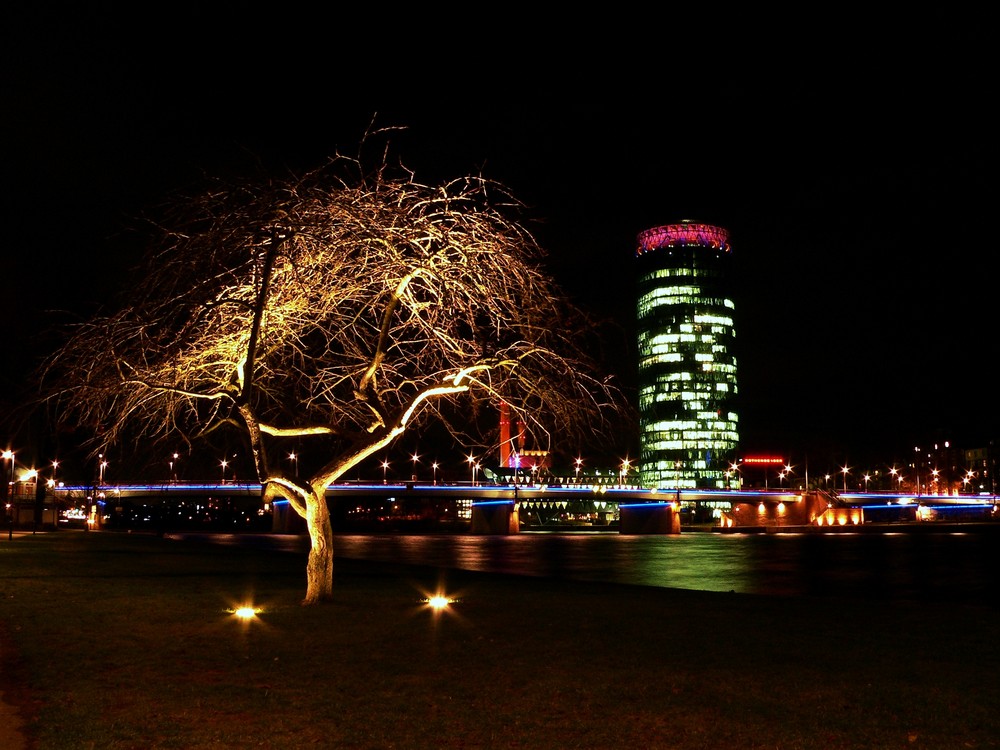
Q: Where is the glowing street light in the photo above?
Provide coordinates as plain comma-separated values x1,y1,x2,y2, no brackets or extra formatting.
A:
574,457,583,483
288,452,298,477
964,469,976,490
99,455,108,485
841,465,849,493
466,453,476,485
169,452,179,482
3,450,15,499
432,461,439,486
411,452,420,480
381,458,390,485
220,459,228,483
620,458,631,487
863,473,871,491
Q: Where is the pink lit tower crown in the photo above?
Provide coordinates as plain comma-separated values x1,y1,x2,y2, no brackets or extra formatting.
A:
635,220,739,490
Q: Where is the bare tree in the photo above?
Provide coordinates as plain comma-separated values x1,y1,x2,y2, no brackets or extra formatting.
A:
41,146,628,604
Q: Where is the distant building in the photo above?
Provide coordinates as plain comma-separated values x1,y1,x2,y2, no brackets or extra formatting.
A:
635,221,739,489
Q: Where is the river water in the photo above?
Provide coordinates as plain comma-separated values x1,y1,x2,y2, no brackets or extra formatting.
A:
329,528,1000,605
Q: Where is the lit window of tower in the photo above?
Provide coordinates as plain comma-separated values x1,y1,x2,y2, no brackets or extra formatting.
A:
635,221,739,489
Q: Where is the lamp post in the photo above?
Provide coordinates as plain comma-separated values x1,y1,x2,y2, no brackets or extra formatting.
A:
288,452,298,478
3,450,14,496
411,452,420,481
381,459,390,485
3,451,14,538
841,465,849,493
220,459,228,483
467,453,476,485
863,474,870,492
432,462,439,486
574,457,582,484
99,456,108,485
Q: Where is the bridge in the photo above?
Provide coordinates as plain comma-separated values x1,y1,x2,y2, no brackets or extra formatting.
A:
38,480,999,534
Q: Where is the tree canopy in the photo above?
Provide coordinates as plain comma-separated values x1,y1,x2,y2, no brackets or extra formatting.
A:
41,145,631,602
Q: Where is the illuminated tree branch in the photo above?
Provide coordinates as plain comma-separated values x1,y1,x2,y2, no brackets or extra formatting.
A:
40,140,631,605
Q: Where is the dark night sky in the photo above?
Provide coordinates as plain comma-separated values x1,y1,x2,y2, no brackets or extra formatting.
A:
2,9,995,470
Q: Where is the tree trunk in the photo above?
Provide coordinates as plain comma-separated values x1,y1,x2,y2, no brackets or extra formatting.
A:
302,488,335,605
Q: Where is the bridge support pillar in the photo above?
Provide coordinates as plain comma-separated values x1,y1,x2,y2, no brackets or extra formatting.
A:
271,500,305,534
470,501,520,535
619,503,681,534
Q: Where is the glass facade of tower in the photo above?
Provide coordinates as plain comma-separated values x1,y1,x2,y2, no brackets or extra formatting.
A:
636,222,739,489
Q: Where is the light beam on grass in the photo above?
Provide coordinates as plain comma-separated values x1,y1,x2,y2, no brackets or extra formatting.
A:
426,595,451,611
229,606,261,620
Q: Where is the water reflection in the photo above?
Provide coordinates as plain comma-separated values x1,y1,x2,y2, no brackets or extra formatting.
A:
333,530,1000,604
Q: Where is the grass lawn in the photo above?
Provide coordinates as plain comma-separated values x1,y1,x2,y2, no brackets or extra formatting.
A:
1,529,998,749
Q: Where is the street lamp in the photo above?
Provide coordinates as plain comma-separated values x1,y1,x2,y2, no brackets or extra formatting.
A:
432,462,439,486
99,456,108,485
220,459,228,483
381,459,390,485
2,450,12,539
3,450,14,499
620,458,631,487
467,453,476,485
411,452,420,480
288,452,298,478
863,474,870,492
841,465,849,493
574,457,583,483
964,469,975,491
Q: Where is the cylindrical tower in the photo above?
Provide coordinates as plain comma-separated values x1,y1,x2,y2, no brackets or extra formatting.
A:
635,220,739,489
